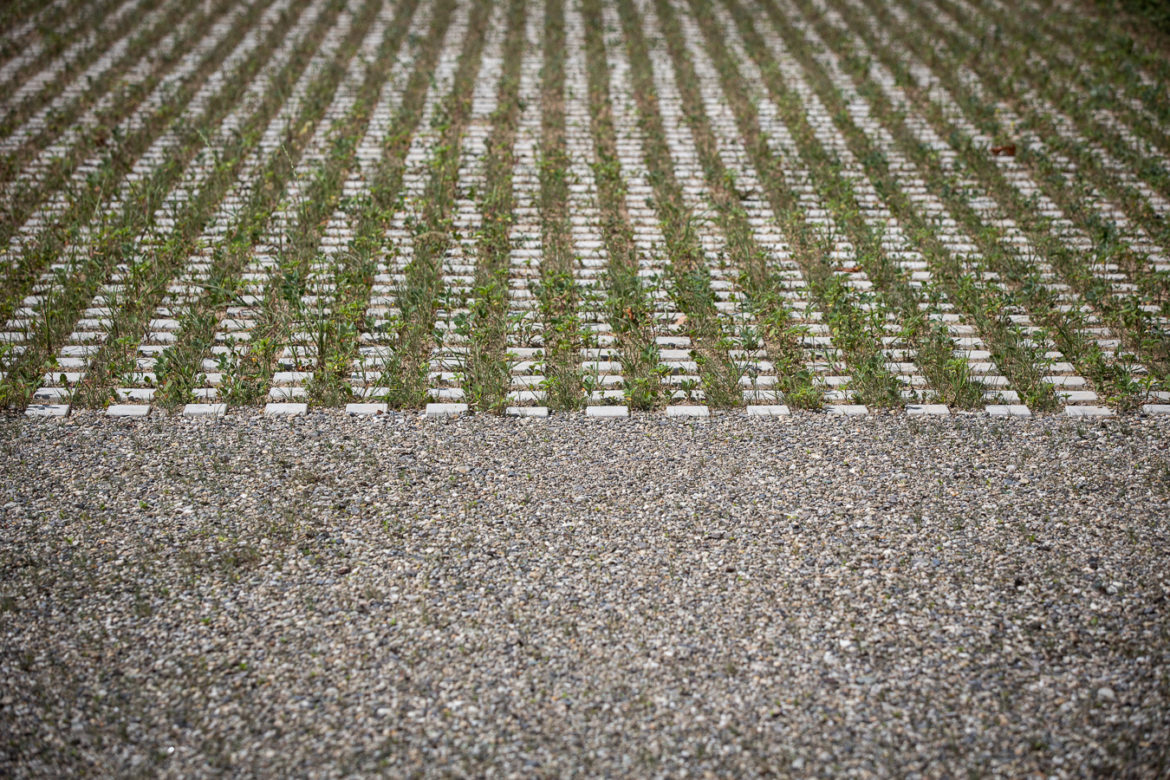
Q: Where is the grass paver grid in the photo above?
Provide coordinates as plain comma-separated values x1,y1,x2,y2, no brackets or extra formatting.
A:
0,0,268,295
275,0,436,407
744,0,1118,413
0,0,296,401
820,0,1170,404
247,0,424,405
349,0,472,400
637,0,792,408
359,0,500,409
190,0,381,405
721,0,1054,410
3,0,1170,418
0,0,229,279
662,0,980,409
0,0,125,103
900,0,1170,315
433,0,529,412
0,0,205,192
121,0,392,408
25,0,335,407
0,0,159,142
943,0,1170,221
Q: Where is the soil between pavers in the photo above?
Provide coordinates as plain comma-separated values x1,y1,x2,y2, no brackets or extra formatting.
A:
1,410,1168,776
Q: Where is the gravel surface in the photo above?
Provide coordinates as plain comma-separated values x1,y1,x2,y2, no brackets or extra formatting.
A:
1,410,1169,776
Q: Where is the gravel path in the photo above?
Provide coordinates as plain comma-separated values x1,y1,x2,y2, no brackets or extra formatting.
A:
2,411,1169,776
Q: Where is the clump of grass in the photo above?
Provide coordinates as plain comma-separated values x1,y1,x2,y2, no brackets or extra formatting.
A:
0,0,323,409
818,0,1164,406
88,0,382,408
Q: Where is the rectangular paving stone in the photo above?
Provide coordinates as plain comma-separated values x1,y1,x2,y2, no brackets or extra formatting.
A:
746,405,791,416
425,403,468,418
1141,404,1170,415
986,404,1032,418
346,403,388,416
25,404,69,418
264,403,308,417
1065,406,1115,418
667,405,709,418
107,404,150,418
505,406,549,418
183,403,226,418
907,404,950,416
586,405,628,418
827,405,868,416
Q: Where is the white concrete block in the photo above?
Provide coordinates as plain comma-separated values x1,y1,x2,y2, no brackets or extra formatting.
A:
265,402,307,417
505,406,548,417
183,403,226,417
25,404,69,418
346,403,388,416
107,404,150,418
425,403,468,418
1065,406,1114,418
746,404,790,416
907,404,950,416
586,405,628,418
986,404,1031,418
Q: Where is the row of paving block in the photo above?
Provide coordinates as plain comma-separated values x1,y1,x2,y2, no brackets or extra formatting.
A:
22,401,1170,419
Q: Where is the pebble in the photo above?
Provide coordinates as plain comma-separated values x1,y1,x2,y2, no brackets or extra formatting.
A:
1,409,1167,776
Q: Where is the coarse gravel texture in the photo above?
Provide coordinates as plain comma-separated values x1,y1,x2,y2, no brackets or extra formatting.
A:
1,410,1169,777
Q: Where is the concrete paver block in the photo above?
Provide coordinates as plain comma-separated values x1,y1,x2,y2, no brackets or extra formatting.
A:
425,403,468,418
265,403,308,417
183,403,226,417
746,405,790,416
107,404,150,418
667,405,709,418
586,405,628,418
